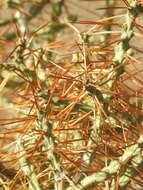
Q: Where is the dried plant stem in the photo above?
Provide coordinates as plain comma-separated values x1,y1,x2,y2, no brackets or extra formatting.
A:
66,135,143,190
37,111,64,190
101,0,116,42
113,0,143,79
16,139,42,190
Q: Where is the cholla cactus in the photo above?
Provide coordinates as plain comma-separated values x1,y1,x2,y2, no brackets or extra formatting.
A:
0,1,143,190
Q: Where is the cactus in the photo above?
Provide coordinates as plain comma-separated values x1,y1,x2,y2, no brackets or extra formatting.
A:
0,0,143,190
